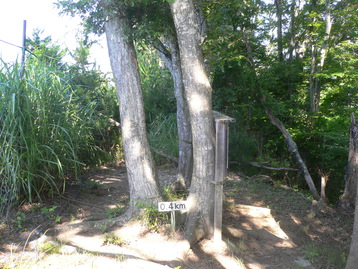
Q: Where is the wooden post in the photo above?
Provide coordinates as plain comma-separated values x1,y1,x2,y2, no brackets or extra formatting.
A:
320,173,329,204
213,111,235,243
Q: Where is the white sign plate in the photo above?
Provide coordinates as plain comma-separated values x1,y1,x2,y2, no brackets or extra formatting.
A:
158,201,187,212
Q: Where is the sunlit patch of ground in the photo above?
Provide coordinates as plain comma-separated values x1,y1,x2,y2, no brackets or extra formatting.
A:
0,166,353,269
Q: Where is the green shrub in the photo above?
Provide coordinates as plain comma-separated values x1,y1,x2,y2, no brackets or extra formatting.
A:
135,202,169,231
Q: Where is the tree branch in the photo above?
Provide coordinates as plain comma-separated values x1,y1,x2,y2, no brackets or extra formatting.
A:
249,162,298,171
259,93,320,200
151,147,178,164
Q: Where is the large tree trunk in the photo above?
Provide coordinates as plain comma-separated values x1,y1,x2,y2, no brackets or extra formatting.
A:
105,8,161,216
170,0,216,245
344,113,358,269
259,94,320,200
340,114,358,210
154,37,193,190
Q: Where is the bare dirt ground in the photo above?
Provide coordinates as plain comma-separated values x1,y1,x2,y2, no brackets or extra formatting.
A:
0,164,353,268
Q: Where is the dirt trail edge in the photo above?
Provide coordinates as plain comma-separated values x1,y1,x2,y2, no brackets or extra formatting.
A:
0,164,353,268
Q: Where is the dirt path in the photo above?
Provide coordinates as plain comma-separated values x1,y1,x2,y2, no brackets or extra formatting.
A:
0,164,353,268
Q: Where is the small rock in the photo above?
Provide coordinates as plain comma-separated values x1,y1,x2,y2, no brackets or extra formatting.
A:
295,257,314,268
27,234,51,250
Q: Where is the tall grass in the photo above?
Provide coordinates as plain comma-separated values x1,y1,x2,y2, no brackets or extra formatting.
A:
0,61,119,217
148,113,179,164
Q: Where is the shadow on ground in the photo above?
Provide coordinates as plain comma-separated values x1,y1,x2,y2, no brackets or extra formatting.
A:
0,166,353,268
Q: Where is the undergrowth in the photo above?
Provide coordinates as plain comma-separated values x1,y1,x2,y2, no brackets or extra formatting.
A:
135,202,169,232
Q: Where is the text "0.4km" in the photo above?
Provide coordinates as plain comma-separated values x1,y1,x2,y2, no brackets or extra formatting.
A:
158,201,187,212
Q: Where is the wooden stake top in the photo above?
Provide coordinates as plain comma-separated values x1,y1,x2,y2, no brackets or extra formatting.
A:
213,111,236,123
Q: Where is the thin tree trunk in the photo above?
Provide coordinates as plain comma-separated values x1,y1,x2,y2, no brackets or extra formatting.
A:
275,0,284,62
308,0,318,113
345,113,358,269
193,0,207,43
259,94,320,200
340,114,358,210
170,0,216,245
154,37,193,190
288,0,297,61
243,27,254,67
105,8,161,215
309,41,318,113
319,0,332,70
314,0,332,111
242,26,256,132
309,0,332,113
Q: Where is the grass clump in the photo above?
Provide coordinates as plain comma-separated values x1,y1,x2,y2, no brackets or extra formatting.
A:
0,61,120,217
161,185,187,201
303,242,347,268
103,233,126,246
135,202,169,232
148,113,178,164
105,204,124,218
39,241,61,254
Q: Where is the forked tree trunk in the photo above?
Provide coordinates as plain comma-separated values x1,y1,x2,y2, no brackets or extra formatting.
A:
259,94,320,200
154,37,193,190
170,0,216,245
340,114,358,210
345,114,358,269
105,8,161,216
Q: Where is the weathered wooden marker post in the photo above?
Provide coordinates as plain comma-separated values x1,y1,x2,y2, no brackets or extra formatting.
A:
158,111,235,241
213,111,235,243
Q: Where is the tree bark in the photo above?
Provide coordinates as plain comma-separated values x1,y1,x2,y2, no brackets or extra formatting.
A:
340,113,358,210
345,113,358,269
170,0,216,245
104,8,161,215
154,36,193,190
259,94,320,200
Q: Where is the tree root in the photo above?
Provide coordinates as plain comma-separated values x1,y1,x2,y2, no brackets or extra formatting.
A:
51,211,132,233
